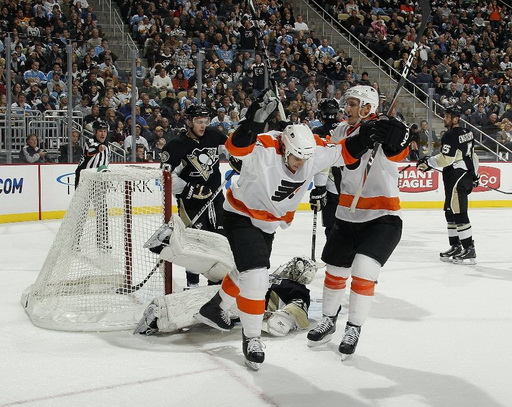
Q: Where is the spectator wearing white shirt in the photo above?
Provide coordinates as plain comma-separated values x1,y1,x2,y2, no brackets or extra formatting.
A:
293,15,309,32
124,124,149,152
152,67,174,93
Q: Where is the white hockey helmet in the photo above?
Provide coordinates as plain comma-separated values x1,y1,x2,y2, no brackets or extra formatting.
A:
342,85,379,114
281,124,316,161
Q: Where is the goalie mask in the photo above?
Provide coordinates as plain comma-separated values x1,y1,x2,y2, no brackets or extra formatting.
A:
341,85,379,116
270,256,317,285
281,124,316,161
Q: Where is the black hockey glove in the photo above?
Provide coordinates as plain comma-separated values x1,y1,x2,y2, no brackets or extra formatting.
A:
229,156,242,174
181,183,212,200
372,116,410,153
309,186,327,211
244,88,279,125
344,120,376,158
472,174,480,188
416,156,433,172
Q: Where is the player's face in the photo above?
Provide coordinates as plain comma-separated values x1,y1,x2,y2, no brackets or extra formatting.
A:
287,154,308,172
95,129,108,142
344,97,362,125
189,116,210,137
443,114,451,128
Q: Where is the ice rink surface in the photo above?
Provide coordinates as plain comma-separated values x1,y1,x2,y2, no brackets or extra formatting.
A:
1,208,511,407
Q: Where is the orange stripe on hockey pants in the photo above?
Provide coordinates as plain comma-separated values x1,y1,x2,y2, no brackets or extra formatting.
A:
351,276,375,296
324,272,348,290
237,296,266,315
221,274,240,298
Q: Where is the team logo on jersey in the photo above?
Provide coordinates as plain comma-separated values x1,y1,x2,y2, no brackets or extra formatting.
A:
188,147,218,180
271,180,305,202
160,151,170,163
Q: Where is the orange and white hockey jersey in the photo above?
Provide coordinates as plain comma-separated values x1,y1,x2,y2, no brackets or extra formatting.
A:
330,120,409,223
224,130,354,234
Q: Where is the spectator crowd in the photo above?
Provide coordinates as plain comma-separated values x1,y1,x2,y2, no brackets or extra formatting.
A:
1,0,512,163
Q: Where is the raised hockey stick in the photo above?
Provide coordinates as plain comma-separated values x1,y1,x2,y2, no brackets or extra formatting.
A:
248,0,288,121
116,170,237,294
349,0,432,212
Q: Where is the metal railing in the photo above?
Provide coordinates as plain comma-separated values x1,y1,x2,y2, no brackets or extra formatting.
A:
92,0,139,67
291,0,426,117
293,0,508,161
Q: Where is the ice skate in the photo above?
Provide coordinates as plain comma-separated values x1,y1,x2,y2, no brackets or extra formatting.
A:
452,245,476,265
307,315,337,347
242,331,265,371
339,322,361,360
439,245,462,262
194,293,234,332
133,303,159,335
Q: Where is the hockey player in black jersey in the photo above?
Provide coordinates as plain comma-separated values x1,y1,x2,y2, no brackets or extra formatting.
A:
160,105,229,287
310,98,341,237
417,108,479,264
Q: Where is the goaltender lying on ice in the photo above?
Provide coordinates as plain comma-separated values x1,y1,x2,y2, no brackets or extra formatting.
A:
138,215,318,337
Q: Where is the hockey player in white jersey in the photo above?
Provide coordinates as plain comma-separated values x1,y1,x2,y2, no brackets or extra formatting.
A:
306,85,411,360
193,88,406,370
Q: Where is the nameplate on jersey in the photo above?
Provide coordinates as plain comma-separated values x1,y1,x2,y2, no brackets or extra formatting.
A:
458,131,474,143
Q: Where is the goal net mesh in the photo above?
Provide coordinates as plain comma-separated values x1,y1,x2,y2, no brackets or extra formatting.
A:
22,165,171,331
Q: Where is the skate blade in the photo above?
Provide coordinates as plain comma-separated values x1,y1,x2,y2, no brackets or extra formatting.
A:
244,359,261,371
440,257,453,263
193,313,232,332
453,258,477,265
307,334,333,347
340,353,353,362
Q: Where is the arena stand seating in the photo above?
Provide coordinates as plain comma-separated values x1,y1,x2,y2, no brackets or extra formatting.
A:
1,0,511,163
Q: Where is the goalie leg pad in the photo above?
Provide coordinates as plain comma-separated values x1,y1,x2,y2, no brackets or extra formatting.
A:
159,215,235,281
137,286,221,334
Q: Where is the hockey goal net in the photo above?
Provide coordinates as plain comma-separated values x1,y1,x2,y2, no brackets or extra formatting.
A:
22,165,173,331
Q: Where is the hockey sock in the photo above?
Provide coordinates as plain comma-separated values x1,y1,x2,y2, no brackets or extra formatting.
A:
237,268,268,338
348,254,380,326
323,265,351,317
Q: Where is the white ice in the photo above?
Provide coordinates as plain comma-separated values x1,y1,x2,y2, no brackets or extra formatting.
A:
1,209,512,407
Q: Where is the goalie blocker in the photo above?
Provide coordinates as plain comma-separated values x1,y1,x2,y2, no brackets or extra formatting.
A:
134,257,315,336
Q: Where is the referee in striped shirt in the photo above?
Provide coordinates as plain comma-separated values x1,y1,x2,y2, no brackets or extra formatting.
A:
75,118,110,188
74,118,112,250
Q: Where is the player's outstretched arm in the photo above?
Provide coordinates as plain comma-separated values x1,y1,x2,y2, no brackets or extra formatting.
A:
230,88,278,148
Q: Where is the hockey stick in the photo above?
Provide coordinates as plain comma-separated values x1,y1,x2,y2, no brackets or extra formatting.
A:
311,207,318,262
399,164,412,174
428,167,512,195
349,0,432,212
116,170,237,294
311,207,326,269
248,0,288,121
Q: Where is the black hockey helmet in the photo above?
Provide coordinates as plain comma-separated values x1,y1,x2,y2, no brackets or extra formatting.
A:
444,107,462,117
184,105,211,120
318,98,340,120
92,118,108,130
